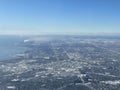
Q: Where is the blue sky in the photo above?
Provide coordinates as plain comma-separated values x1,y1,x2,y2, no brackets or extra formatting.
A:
0,0,120,35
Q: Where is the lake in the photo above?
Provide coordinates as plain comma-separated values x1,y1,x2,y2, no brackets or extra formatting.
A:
0,35,26,61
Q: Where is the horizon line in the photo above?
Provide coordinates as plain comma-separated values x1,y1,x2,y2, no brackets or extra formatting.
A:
0,32,120,36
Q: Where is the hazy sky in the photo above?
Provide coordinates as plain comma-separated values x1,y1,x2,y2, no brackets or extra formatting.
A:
0,0,120,35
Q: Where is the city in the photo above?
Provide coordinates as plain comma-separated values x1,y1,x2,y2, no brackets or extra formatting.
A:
0,36,120,90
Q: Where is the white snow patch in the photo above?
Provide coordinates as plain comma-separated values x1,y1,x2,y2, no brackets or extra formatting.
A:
7,86,16,89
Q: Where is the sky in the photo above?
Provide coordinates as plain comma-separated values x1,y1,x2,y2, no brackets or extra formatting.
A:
0,0,120,35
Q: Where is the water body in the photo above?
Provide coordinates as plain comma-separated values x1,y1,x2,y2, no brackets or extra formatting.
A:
0,35,26,61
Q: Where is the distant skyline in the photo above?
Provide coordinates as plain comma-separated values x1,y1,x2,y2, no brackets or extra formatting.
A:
0,0,120,35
